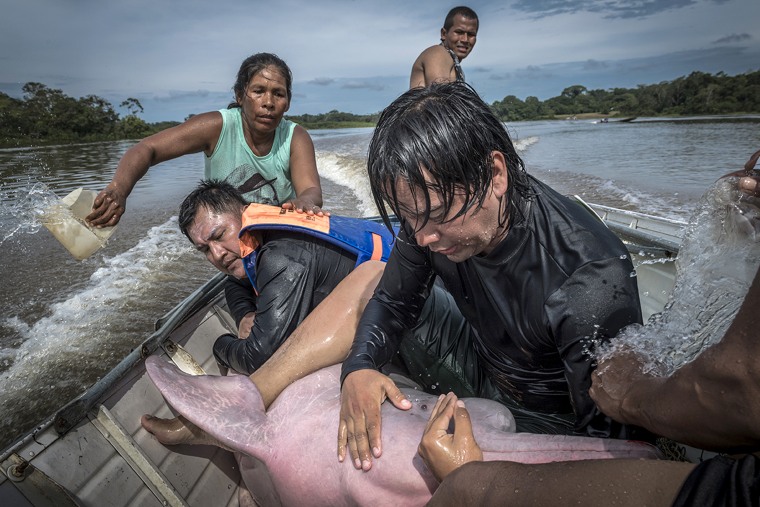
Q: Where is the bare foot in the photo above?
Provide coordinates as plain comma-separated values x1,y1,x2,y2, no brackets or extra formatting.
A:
141,414,221,447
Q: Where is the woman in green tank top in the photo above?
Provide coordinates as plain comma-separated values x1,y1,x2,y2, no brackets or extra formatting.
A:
87,53,326,227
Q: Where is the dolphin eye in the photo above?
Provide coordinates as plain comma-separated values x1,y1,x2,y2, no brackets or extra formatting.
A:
420,404,428,411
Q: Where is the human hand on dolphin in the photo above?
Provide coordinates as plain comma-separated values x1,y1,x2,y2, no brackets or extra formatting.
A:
418,393,483,482
338,369,412,471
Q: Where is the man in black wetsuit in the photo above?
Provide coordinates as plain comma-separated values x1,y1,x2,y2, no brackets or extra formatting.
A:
409,6,478,88
337,82,644,472
175,180,361,374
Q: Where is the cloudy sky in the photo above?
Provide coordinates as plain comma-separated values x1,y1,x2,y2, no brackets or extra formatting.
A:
1,0,758,122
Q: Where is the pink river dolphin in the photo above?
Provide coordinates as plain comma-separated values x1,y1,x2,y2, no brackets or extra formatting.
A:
146,357,659,507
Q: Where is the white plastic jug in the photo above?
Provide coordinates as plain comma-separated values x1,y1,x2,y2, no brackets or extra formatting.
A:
42,188,117,260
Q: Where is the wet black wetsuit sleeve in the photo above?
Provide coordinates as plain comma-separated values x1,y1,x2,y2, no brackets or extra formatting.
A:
341,221,435,383
672,454,760,507
223,275,257,327
546,258,643,437
215,234,354,374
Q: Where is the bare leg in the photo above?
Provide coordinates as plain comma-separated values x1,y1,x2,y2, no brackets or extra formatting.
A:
250,260,384,408
142,261,385,442
427,459,695,507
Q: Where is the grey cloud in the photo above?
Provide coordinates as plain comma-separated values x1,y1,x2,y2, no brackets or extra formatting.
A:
510,0,721,19
488,65,554,82
515,65,556,79
340,81,385,91
309,77,335,86
713,33,752,45
510,0,586,17
153,90,213,102
582,59,609,71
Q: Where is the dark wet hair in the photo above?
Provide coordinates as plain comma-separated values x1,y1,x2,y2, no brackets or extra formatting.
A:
178,180,247,242
443,6,478,31
228,52,293,108
367,81,530,233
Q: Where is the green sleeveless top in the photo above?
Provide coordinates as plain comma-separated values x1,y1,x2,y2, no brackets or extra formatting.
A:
205,108,297,205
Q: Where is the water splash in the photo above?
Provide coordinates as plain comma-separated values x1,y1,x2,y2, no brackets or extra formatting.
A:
597,177,760,375
513,136,539,152
315,151,378,217
0,217,212,439
0,181,61,244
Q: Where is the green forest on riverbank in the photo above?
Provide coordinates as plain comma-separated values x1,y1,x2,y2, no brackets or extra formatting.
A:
1,70,758,147
490,70,760,121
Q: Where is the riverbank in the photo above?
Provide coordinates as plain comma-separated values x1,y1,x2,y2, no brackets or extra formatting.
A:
553,112,760,121
298,120,376,129
4,114,759,149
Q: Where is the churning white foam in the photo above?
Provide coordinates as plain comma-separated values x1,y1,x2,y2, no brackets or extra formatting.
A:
315,151,378,217
1,217,196,383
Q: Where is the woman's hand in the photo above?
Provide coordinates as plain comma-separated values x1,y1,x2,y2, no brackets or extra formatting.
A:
281,196,329,216
87,185,127,227
418,393,483,482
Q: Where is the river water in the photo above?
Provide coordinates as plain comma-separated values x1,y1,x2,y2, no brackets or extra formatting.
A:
1,117,758,450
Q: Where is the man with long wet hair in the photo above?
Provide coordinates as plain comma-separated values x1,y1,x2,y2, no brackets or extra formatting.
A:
337,82,645,472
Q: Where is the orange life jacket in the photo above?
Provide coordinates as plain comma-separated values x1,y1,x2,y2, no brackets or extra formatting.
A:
238,203,395,290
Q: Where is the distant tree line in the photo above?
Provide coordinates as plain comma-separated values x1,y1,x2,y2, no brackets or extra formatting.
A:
2,70,758,147
0,82,178,147
285,109,380,129
491,70,760,121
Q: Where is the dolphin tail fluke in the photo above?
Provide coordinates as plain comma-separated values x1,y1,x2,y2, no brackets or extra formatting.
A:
145,356,269,456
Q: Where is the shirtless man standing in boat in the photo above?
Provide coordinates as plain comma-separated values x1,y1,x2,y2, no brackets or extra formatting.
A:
410,6,478,88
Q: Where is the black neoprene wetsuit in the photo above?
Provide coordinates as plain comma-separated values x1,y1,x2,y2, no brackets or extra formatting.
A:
673,454,760,506
216,230,356,374
341,176,643,437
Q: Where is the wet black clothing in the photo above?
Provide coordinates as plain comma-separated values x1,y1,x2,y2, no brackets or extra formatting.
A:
395,285,581,435
341,176,643,437
672,455,760,507
215,230,356,374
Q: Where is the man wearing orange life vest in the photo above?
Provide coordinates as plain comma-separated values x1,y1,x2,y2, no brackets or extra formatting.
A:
177,179,392,374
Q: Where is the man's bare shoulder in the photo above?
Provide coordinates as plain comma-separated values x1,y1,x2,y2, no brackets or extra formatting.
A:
411,45,455,88
415,44,450,64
